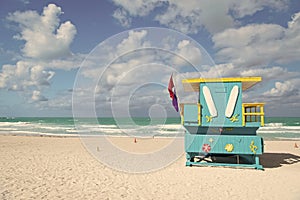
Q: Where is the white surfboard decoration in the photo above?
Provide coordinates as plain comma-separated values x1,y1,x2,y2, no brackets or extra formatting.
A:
225,85,239,118
203,86,218,117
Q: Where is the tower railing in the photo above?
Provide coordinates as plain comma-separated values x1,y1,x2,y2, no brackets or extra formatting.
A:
180,102,265,127
242,103,265,126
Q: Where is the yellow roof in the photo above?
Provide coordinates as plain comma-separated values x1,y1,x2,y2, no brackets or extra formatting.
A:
182,77,262,92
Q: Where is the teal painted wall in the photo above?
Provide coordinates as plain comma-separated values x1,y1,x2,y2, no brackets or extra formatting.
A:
185,134,263,155
183,104,198,123
200,82,242,127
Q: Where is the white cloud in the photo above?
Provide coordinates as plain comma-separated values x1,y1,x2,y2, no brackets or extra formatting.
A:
113,8,132,28
230,0,288,18
112,0,162,16
29,90,73,115
7,4,77,60
43,54,84,70
30,65,55,86
116,30,149,54
80,30,150,80
155,0,236,34
261,79,300,115
240,66,295,81
111,0,164,28
32,90,48,101
199,63,299,84
0,4,81,110
263,81,298,97
80,29,205,88
112,0,289,34
75,29,210,117
199,63,239,78
81,30,205,87
0,61,55,91
173,40,202,66
212,11,300,66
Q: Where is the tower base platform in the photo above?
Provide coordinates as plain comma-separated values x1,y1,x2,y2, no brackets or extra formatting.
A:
185,134,264,170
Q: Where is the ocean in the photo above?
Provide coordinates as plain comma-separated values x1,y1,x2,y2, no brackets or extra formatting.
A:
0,117,299,140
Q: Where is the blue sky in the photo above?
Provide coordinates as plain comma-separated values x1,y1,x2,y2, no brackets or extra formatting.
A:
0,0,300,117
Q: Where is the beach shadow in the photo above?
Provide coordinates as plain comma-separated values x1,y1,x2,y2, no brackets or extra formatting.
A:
260,153,300,168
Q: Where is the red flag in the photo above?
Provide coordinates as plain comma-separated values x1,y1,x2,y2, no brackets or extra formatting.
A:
168,75,174,99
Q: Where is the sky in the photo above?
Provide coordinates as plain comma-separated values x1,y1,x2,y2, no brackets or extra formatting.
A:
0,0,300,117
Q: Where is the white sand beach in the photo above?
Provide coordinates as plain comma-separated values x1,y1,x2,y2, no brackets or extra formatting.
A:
0,135,300,200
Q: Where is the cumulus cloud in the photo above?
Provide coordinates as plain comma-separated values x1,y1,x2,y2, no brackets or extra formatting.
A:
261,79,300,115
199,63,239,78
240,66,297,81
173,40,202,66
116,30,149,54
80,29,205,83
202,63,299,85
230,0,288,18
111,0,163,28
32,90,48,101
41,54,84,70
0,61,55,91
28,89,74,116
210,64,300,115
112,8,132,28
212,11,300,66
7,4,77,60
263,81,298,97
74,29,211,117
178,63,299,87
111,0,288,34
112,0,162,16
154,0,236,34
80,30,150,80
0,4,81,111
30,65,55,86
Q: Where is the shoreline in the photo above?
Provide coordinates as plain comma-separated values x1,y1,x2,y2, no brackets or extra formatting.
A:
1,133,300,141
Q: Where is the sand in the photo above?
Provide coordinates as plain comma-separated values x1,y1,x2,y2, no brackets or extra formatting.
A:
0,135,300,200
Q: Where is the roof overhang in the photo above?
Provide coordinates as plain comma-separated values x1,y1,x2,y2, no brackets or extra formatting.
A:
182,77,262,92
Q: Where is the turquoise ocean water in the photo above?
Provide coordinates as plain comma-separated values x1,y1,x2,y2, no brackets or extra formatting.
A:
0,117,299,140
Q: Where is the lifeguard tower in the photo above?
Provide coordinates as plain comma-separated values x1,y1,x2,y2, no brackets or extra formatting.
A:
180,77,265,170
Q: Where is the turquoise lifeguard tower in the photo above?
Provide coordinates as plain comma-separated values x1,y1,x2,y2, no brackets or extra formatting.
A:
180,77,265,170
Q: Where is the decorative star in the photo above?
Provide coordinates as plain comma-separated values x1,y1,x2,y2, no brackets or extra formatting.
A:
206,115,213,122
225,144,234,152
230,114,239,122
249,141,258,154
209,138,214,143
